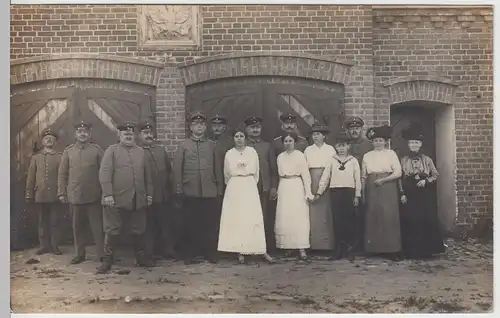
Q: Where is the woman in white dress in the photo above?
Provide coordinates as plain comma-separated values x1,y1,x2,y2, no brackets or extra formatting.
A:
217,128,275,264
304,124,337,251
275,133,314,261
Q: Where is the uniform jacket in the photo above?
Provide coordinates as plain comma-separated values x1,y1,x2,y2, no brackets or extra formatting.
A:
99,143,153,211
210,134,233,186
349,137,374,165
141,143,173,204
272,135,309,155
173,136,223,198
25,150,62,203
247,138,278,192
57,142,104,205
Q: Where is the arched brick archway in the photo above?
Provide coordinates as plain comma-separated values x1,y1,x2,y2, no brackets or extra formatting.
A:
384,75,459,234
178,52,355,85
177,52,355,140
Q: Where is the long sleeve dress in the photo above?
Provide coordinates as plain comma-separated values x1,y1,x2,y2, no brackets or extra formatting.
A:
399,153,444,258
217,147,267,255
304,143,336,250
275,150,314,249
361,149,402,253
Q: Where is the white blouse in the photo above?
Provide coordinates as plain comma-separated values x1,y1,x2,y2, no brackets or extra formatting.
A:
277,150,313,199
317,154,361,197
361,149,402,179
223,147,259,185
304,143,337,168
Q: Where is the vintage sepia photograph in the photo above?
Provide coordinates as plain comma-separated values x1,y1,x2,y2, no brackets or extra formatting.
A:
9,1,494,314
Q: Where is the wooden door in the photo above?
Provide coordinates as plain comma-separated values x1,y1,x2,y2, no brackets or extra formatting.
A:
186,78,344,143
187,82,265,138
76,88,154,150
10,87,77,249
390,106,437,161
265,84,344,142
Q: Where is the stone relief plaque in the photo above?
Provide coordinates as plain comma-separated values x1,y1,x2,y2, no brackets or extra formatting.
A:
138,5,201,50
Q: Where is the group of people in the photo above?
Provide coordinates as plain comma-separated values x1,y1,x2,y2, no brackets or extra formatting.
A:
24,110,445,274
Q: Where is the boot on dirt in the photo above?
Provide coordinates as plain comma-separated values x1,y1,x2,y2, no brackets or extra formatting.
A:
96,255,113,274
96,234,116,274
70,255,85,265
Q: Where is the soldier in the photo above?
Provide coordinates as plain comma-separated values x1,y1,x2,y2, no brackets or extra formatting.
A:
272,113,309,155
25,128,63,255
344,116,374,164
208,114,232,238
57,120,104,265
244,116,278,252
138,120,177,260
97,122,155,274
173,111,224,265
343,116,373,254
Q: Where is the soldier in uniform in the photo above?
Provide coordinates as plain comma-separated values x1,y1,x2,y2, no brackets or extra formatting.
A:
244,116,278,252
343,116,373,254
97,122,155,274
272,113,309,155
208,114,232,239
25,128,63,255
57,120,104,264
173,111,224,265
344,116,374,164
138,120,177,260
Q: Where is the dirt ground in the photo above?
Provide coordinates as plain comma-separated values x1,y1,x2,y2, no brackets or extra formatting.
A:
10,238,493,314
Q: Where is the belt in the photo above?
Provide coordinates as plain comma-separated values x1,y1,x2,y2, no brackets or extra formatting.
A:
233,174,254,177
280,175,300,179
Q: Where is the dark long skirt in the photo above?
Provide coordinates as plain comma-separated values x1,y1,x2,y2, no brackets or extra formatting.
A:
364,172,402,253
330,188,357,249
400,176,445,258
309,168,335,250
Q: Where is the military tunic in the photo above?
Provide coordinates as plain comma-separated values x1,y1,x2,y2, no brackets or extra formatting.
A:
349,137,374,165
173,136,223,261
99,143,154,236
57,142,104,259
247,138,278,251
25,150,63,251
142,143,177,257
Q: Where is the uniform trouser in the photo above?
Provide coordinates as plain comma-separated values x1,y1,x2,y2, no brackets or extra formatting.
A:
259,190,275,252
71,202,104,259
180,197,219,260
145,202,179,257
37,202,61,250
102,207,146,259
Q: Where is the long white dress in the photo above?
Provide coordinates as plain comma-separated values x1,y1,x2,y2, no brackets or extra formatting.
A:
217,146,267,255
275,150,314,249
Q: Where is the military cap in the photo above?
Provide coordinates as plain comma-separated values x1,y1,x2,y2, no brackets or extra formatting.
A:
366,125,392,140
244,116,262,126
74,120,92,129
344,116,365,129
402,125,424,141
334,130,351,143
41,127,58,139
280,113,297,123
116,122,137,132
310,123,330,134
139,120,155,131
190,111,206,122
210,114,227,125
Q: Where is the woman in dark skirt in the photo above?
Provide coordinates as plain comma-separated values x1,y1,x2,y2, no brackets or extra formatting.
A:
398,126,445,259
361,125,403,262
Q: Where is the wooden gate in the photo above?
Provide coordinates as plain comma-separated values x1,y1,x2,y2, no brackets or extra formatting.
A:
11,86,154,250
186,78,344,142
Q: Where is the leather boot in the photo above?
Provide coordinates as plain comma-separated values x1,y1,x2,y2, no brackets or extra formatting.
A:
96,235,116,274
132,234,155,267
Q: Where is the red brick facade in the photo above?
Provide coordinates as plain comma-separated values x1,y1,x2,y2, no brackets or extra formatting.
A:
10,5,493,231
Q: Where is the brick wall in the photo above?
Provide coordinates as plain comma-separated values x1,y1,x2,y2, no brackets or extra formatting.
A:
372,7,493,227
10,4,494,229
